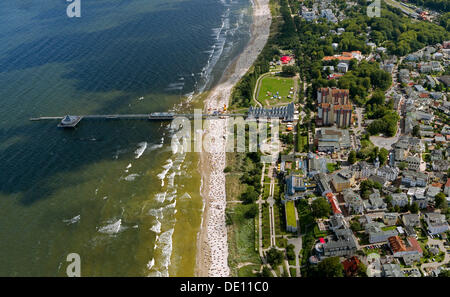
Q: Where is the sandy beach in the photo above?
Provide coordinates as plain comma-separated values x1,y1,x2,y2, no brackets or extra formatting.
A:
195,0,271,277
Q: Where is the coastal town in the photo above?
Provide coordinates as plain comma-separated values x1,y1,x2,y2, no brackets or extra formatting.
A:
223,0,450,277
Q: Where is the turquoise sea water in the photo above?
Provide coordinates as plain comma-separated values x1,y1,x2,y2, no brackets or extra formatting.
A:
0,0,251,276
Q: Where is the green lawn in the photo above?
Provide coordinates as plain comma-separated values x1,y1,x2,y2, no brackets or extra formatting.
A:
262,204,271,248
296,134,308,153
258,76,295,106
382,225,397,231
326,163,338,173
263,184,271,200
285,201,297,229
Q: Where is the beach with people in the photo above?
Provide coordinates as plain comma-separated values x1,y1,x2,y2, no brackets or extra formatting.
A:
195,0,272,277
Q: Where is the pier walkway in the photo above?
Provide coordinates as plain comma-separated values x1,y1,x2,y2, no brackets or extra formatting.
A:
30,113,247,128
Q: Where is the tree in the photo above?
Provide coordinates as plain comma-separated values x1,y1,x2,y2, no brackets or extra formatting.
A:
348,150,357,164
410,202,419,214
282,65,299,76
412,125,420,137
261,266,272,277
241,186,258,204
311,197,331,218
317,257,344,277
398,162,407,170
378,148,389,165
244,204,258,218
357,262,367,277
350,221,363,232
286,244,296,261
266,248,284,267
435,192,447,210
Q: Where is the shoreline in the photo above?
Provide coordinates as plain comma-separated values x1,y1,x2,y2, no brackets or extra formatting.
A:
195,0,272,277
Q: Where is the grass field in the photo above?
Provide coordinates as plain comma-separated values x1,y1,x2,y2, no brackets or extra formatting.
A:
285,201,297,230
238,264,260,277
297,134,308,153
227,204,262,276
262,204,271,249
258,76,295,106
326,163,338,173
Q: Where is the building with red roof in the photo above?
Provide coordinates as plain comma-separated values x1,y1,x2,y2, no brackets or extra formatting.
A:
342,256,361,277
388,236,423,265
317,87,352,128
326,192,342,214
280,56,291,64
444,178,450,195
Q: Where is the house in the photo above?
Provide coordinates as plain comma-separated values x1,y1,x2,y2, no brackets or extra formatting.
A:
329,213,347,231
413,190,428,209
433,52,443,60
307,153,328,177
432,160,449,172
366,222,398,243
414,85,426,93
247,102,295,122
405,225,417,238
444,179,450,195
381,63,394,73
388,236,423,265
383,213,399,226
368,175,387,188
391,192,409,208
286,175,306,196
320,9,337,23
435,134,446,144
342,256,361,277
402,171,428,187
331,169,355,192
323,65,335,72
402,213,420,227
350,161,377,180
322,228,357,257
430,149,443,161
426,186,442,200
315,127,351,152
314,173,332,196
337,62,348,73
425,213,450,235
376,165,399,182
326,193,342,215
405,156,421,171
343,189,364,214
364,190,387,211
382,264,404,277
399,69,410,83
302,10,317,22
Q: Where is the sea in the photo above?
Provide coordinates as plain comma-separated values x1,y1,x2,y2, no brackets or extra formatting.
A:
0,0,252,276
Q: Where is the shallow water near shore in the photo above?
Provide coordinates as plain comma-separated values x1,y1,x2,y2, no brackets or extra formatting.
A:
0,0,251,276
